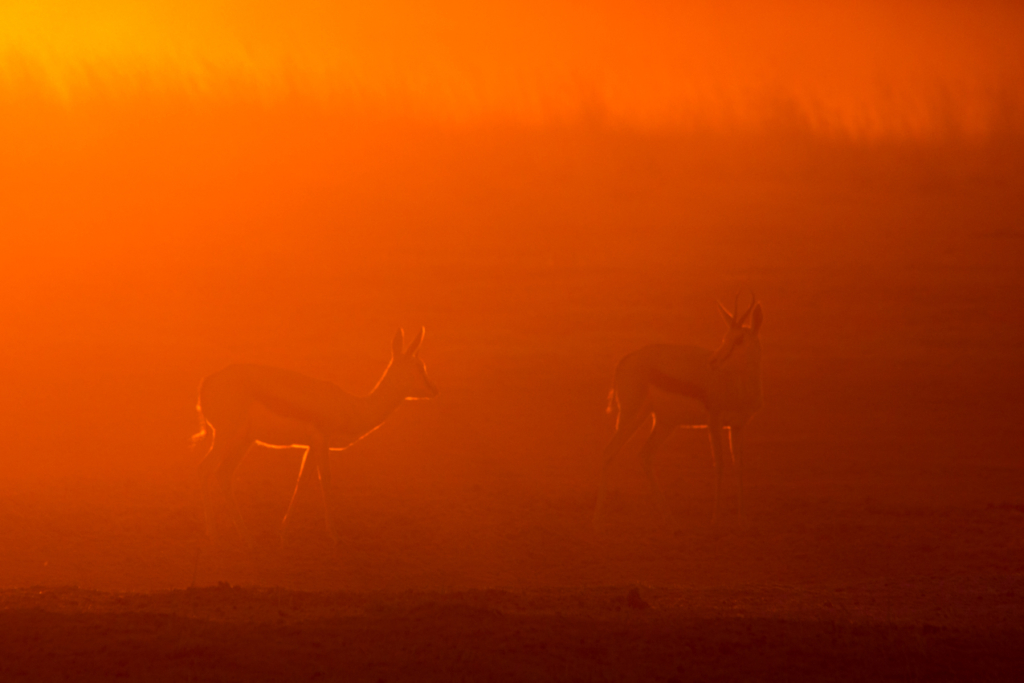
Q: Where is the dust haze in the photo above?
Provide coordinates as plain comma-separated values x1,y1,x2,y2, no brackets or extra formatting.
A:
0,2,1022,680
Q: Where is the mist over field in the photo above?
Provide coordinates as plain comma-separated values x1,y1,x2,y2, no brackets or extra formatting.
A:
0,2,1022,680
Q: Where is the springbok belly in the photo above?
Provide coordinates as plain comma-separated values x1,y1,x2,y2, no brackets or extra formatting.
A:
245,400,322,448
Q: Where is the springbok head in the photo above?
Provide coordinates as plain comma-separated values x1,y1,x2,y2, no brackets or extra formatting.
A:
386,327,439,399
709,294,763,371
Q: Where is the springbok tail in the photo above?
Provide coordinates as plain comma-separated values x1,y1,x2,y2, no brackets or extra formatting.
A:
190,399,214,455
606,388,620,429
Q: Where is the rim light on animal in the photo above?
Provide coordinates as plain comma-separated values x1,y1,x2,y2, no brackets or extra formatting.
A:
191,327,437,546
594,296,763,526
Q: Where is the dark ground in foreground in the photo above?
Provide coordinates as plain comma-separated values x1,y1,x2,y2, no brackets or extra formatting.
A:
1,584,1021,682
0,137,1022,680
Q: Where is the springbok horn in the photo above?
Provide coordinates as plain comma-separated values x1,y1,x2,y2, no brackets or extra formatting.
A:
733,294,740,326
737,292,757,326
718,300,734,322
405,326,425,356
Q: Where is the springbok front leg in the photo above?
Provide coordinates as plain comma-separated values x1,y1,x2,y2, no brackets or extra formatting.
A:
315,446,339,543
707,415,728,524
731,424,746,523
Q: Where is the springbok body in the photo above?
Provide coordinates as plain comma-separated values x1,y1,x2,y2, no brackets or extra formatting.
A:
594,298,763,526
192,328,437,544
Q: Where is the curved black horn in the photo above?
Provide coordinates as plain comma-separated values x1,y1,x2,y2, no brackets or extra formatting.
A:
737,292,757,326
718,300,735,323
405,326,425,356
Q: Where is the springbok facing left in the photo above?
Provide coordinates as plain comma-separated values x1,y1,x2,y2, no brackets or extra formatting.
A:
192,328,438,546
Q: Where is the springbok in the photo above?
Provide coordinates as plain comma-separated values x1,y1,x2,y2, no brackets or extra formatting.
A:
192,328,438,545
593,296,763,526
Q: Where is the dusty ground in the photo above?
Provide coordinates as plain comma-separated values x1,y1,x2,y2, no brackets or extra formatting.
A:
2,582,1022,682
0,134,1022,679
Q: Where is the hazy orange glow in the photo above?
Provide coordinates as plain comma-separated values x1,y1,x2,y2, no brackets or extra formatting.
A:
0,4,1023,678
2,1,1022,137
3,0,1021,264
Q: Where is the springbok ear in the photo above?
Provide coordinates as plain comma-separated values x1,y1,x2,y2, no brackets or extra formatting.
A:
392,329,405,357
405,326,425,356
718,301,735,326
750,304,763,335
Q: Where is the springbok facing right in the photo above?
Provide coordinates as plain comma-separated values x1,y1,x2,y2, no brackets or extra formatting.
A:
192,328,438,546
593,297,763,527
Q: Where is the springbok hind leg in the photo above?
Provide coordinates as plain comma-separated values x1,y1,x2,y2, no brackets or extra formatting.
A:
214,440,255,547
197,444,222,540
638,420,675,525
593,411,648,529
281,446,317,545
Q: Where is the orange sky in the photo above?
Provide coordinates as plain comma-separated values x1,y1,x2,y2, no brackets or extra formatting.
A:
2,0,1022,264
2,0,1022,139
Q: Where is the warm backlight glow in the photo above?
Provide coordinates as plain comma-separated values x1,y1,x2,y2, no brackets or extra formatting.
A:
2,1,1022,137
0,5,1022,677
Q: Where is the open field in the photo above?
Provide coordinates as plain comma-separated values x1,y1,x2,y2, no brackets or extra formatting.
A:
2,582,1022,682
0,124,1022,678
